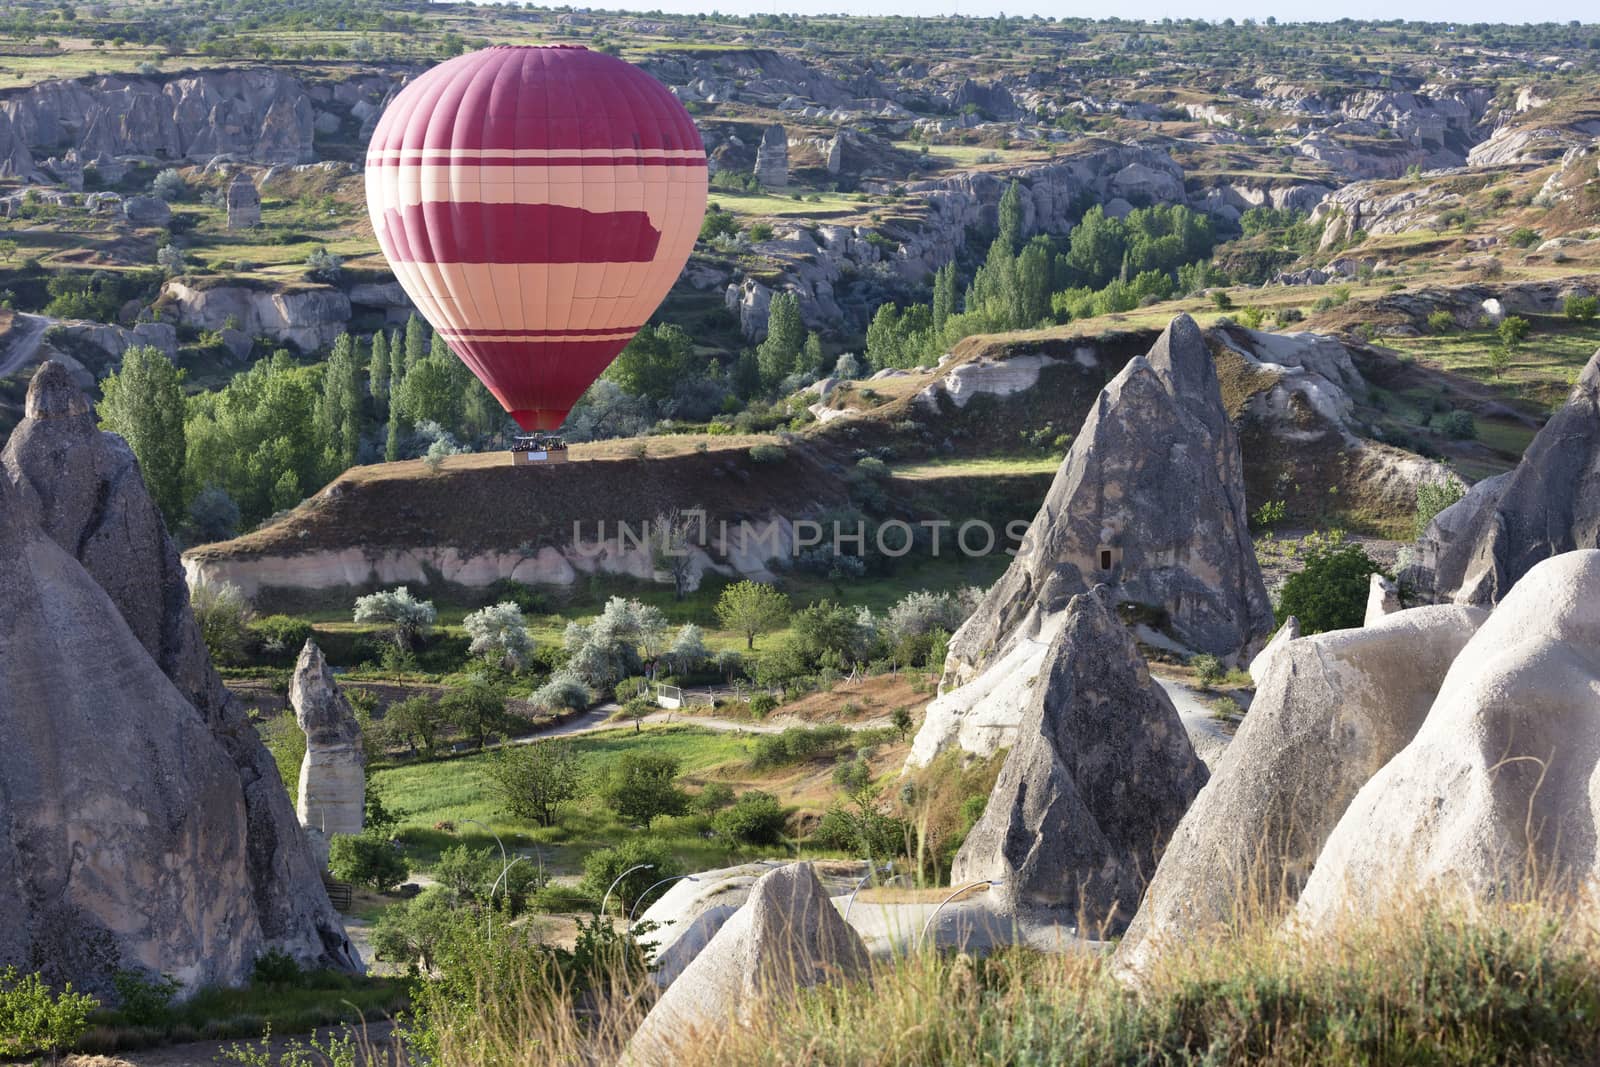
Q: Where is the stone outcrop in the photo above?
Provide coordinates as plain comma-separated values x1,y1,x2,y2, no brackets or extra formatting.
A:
909,315,1274,766
950,589,1208,933
292,641,365,865
1298,551,1600,928
122,195,172,227
226,170,261,229
625,863,869,1066
1116,603,1486,974
1364,573,1400,624
754,124,788,187
1407,347,1600,606
0,69,317,169
0,362,358,996
160,280,351,352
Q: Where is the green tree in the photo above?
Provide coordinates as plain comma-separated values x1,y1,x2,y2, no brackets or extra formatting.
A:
99,345,186,524
328,832,410,891
931,261,958,334
600,752,689,824
354,586,437,650
802,331,824,375
715,580,791,650
580,838,682,913
1276,535,1384,634
997,179,1023,253
314,332,363,477
603,322,696,400
440,675,513,751
369,329,391,406
384,695,449,758
757,291,805,390
711,790,787,845
486,741,585,826
0,966,98,1061
403,312,429,376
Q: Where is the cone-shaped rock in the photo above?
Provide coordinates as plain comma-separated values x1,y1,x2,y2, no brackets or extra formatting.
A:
950,588,1208,934
0,362,358,990
1409,347,1600,605
1117,603,1486,974
292,640,365,857
910,315,1274,766
625,863,869,1066
1298,550,1600,929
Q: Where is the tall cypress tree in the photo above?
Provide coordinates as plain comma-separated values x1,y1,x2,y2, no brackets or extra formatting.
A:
98,345,187,525
756,292,805,391
931,261,957,335
315,333,363,476
369,330,390,406
403,313,428,376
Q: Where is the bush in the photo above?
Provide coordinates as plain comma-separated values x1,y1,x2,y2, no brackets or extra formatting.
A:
248,614,313,657
530,671,592,713
1189,653,1225,688
0,967,97,1059
748,443,787,464
1509,226,1541,248
693,781,736,812
110,970,181,1027
1250,499,1287,530
1439,410,1476,439
1276,536,1384,635
1426,309,1456,333
600,752,690,825
190,575,253,666
1415,477,1467,539
328,832,411,892
748,692,779,718
711,790,788,845
581,838,682,913
151,167,186,201
1566,294,1599,322
751,725,851,768
251,949,305,988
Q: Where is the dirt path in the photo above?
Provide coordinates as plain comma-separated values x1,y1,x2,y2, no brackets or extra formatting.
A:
507,698,892,745
102,1019,401,1067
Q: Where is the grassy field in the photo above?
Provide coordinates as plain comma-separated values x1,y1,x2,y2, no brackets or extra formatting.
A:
1383,315,1600,408
706,189,866,219
374,725,763,873
891,455,1062,479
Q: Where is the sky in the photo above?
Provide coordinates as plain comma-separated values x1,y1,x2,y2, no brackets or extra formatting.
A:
547,0,1595,24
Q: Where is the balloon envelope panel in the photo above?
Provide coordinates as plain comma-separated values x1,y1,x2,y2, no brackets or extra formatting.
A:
366,45,708,431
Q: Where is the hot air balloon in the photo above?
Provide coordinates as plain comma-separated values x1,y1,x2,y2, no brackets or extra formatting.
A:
365,45,708,433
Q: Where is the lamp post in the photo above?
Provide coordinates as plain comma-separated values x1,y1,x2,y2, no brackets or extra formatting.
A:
461,819,512,943
630,874,698,923
841,864,893,927
600,863,655,920
918,879,1002,951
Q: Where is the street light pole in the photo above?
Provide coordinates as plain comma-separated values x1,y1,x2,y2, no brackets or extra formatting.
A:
461,818,511,943
841,863,893,927
600,863,655,920
630,874,698,923
918,879,1002,951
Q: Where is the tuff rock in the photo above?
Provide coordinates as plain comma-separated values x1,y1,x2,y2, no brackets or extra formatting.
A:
291,640,365,864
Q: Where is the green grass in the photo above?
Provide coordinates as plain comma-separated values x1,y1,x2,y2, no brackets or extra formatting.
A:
891,455,1063,479
706,190,865,219
1383,317,1600,404
374,725,759,873
79,971,409,1054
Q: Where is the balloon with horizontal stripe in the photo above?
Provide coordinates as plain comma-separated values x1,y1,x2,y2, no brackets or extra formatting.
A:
365,45,708,432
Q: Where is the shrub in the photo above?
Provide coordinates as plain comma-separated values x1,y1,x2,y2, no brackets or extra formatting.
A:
463,601,535,672
711,790,788,845
1566,294,1599,322
1509,226,1541,248
1189,653,1225,688
748,692,779,718
600,752,690,825
1439,410,1476,439
0,967,97,1059
581,838,682,913
746,222,774,242
251,949,305,988
748,443,787,464
328,832,410,892
248,614,313,657
751,725,851,768
1210,290,1233,311
190,575,253,666
1426,309,1456,333
151,167,186,201
693,781,736,812
1276,535,1384,634
1415,477,1467,539
530,671,592,713
1250,499,1287,530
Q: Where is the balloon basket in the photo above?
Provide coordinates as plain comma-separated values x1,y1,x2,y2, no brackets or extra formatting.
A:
510,434,570,466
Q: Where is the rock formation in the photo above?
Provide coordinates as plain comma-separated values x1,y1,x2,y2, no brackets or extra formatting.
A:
909,315,1275,766
292,640,365,865
1364,573,1400,624
1247,616,1299,684
1298,551,1600,929
0,361,358,995
226,171,261,229
1116,603,1486,974
625,863,869,1066
754,124,788,187
950,588,1208,934
1407,347,1600,606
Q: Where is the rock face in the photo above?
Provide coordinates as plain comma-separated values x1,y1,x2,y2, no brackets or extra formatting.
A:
291,641,364,864
1298,551,1600,927
0,362,358,995
754,124,788,187
0,70,317,172
1364,573,1400,624
160,280,351,352
122,195,172,227
950,589,1208,933
1116,603,1487,974
1408,347,1600,606
226,171,261,229
909,315,1274,766
625,863,869,1066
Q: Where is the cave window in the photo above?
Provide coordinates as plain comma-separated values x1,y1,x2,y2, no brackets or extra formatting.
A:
1099,549,1113,571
